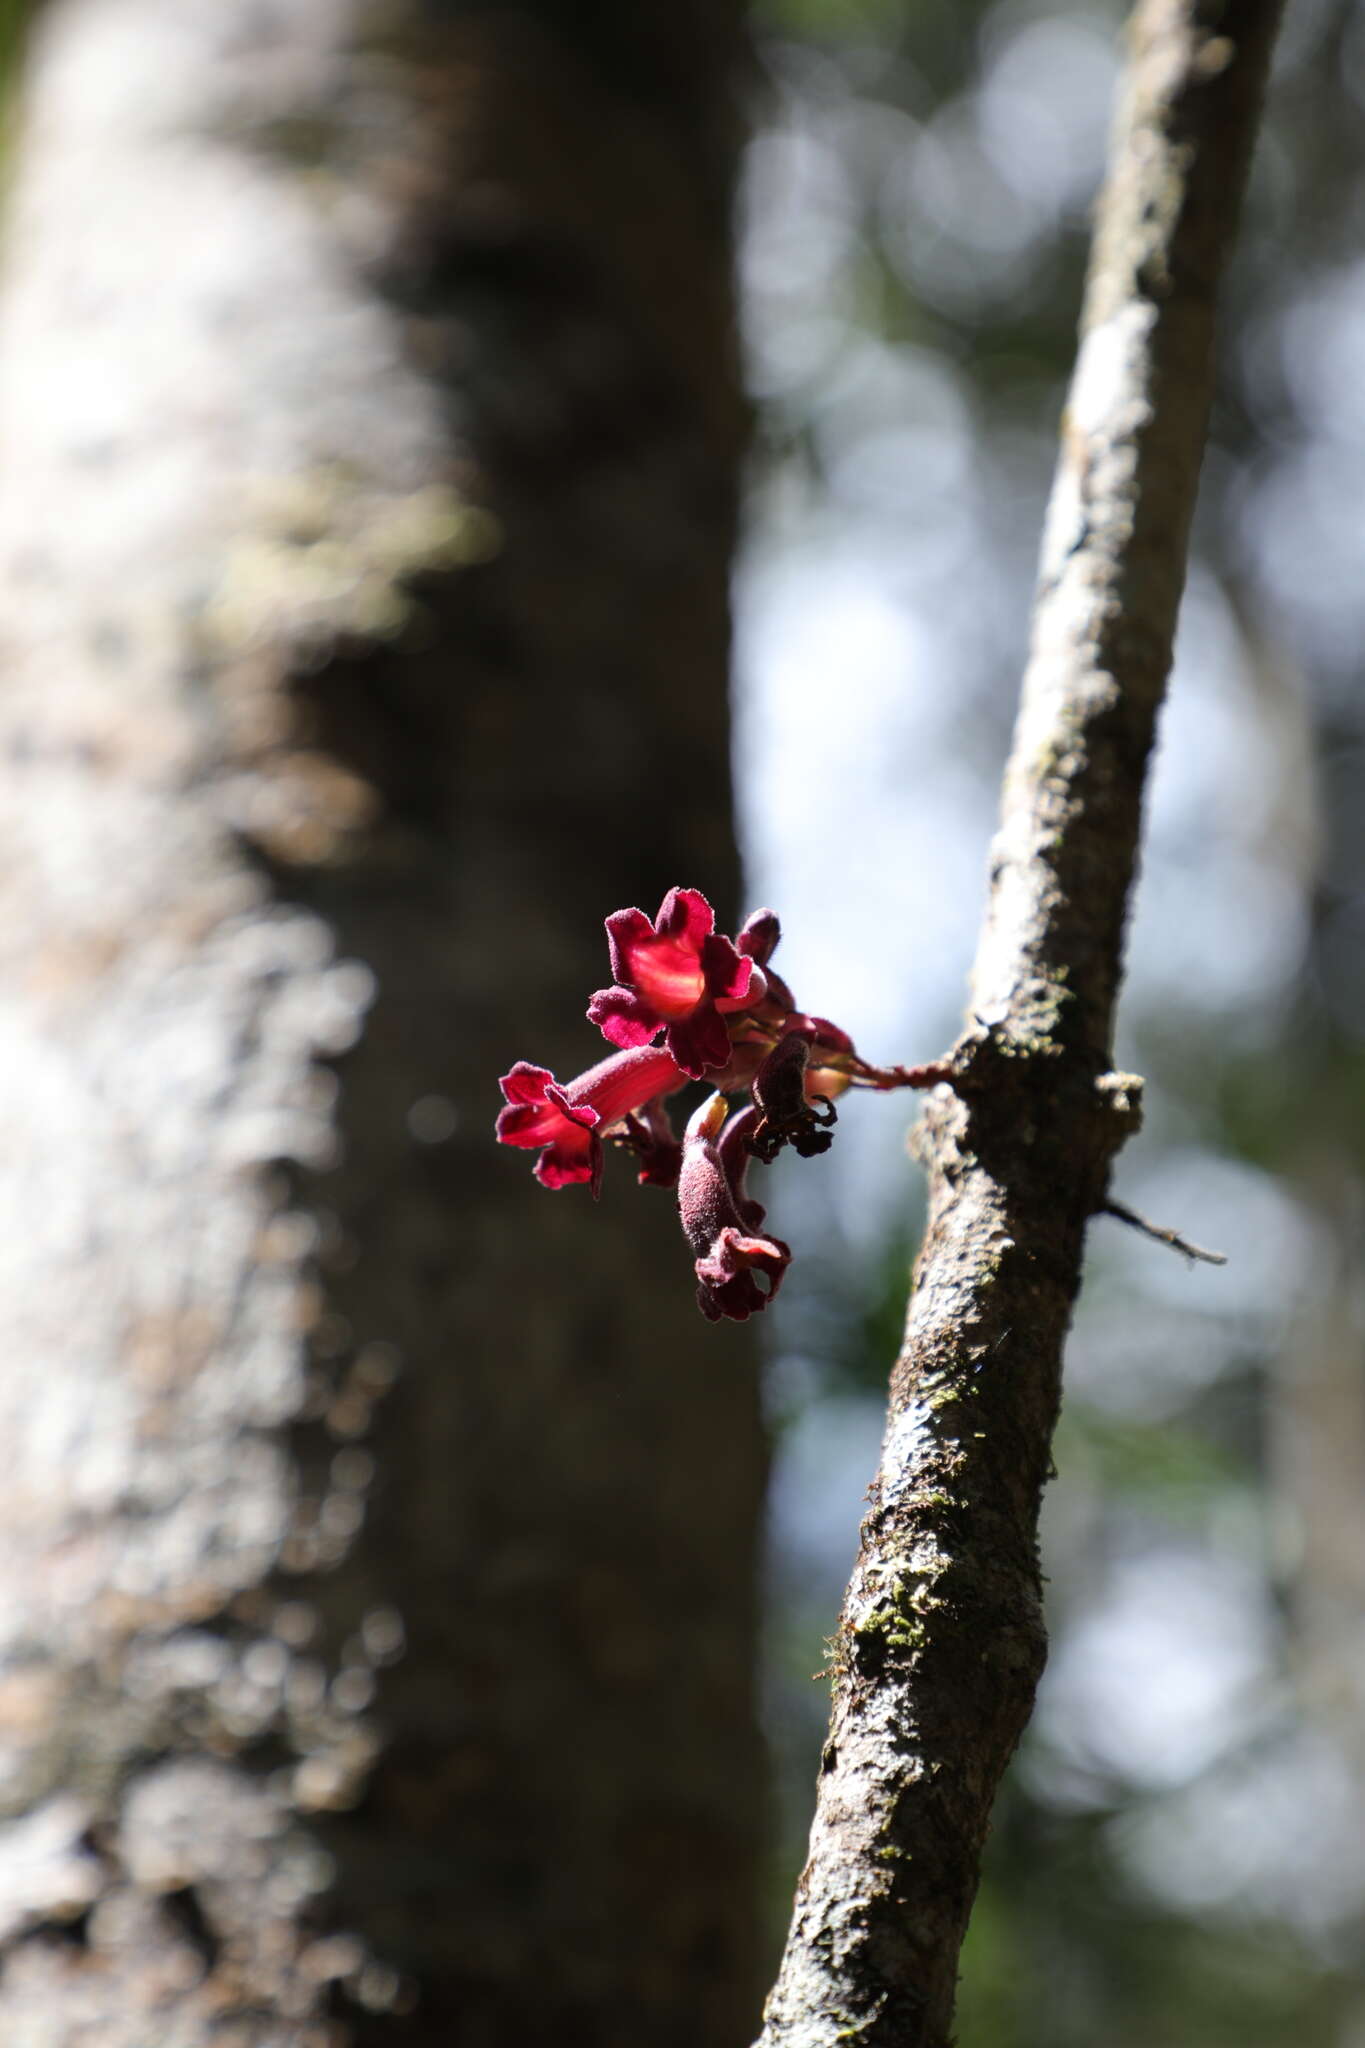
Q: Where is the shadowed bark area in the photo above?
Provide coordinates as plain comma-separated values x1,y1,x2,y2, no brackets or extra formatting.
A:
0,3,763,2043
756,4,1285,2043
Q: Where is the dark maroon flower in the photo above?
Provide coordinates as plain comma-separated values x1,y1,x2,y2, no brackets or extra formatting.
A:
615,1096,684,1190
736,908,781,965
679,1094,790,1323
496,1044,686,1197
709,1103,767,1229
736,907,797,1016
709,1015,849,1114
750,1030,838,1164
587,887,762,1081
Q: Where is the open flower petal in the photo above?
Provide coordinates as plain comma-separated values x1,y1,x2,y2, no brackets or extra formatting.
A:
589,887,759,1080
661,1000,734,1080
586,984,660,1051
702,931,758,1008
496,1045,686,1199
496,1062,603,1194
605,889,714,1015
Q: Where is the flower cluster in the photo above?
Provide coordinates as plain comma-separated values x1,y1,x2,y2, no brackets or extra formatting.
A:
496,888,941,1323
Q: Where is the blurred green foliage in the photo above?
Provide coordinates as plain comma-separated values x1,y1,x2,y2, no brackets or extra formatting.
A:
0,0,32,168
0,0,29,81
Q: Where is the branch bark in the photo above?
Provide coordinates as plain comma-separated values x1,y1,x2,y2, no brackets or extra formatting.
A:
756,4,1285,2042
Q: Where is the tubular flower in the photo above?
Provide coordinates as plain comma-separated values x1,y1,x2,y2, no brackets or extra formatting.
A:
716,1104,768,1231
679,1095,791,1323
496,1044,687,1197
588,887,761,1080
496,887,944,1319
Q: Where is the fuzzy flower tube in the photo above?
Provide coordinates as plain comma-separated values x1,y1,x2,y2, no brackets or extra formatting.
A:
496,889,945,1321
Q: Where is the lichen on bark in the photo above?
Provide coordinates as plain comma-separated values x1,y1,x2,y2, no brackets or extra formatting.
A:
757,5,1286,2043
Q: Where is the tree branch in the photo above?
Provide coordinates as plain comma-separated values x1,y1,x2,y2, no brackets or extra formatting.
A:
755,4,1284,2043
1102,1196,1228,1265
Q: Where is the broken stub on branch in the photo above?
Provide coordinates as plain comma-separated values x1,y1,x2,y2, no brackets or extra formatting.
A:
496,887,942,1322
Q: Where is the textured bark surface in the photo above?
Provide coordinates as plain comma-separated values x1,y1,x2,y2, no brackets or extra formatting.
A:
756,4,1284,2044
0,3,763,2043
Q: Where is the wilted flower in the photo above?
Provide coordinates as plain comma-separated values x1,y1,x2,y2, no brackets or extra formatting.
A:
749,1030,838,1163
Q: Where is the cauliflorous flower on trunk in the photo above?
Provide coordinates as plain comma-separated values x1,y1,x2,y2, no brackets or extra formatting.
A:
679,1094,791,1323
588,887,761,1080
496,1044,686,1197
496,884,945,1319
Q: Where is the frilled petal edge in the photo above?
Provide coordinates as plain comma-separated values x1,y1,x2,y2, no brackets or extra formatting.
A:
586,984,663,1050
694,1226,791,1323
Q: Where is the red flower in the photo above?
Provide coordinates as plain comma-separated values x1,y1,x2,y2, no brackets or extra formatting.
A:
678,1094,791,1323
496,885,948,1321
587,887,761,1081
496,1044,686,1197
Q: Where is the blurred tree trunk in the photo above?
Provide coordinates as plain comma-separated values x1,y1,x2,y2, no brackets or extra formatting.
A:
0,4,763,2044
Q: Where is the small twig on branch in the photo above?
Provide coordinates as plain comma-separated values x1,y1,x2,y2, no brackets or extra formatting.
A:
755,5,1285,2045
1102,1197,1228,1265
